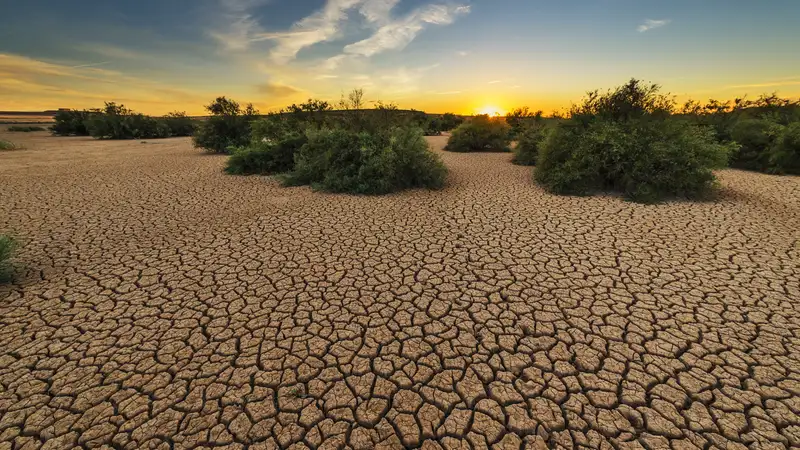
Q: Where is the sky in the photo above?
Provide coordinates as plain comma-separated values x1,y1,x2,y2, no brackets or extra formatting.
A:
1,0,799,115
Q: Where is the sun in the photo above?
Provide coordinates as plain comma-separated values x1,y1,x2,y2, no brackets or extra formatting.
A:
477,105,506,116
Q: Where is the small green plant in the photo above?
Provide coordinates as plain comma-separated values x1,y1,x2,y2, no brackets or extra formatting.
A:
769,122,800,175
445,115,511,152
535,79,733,203
0,235,17,283
7,126,46,132
512,124,549,166
193,97,259,153
284,127,447,194
0,140,21,151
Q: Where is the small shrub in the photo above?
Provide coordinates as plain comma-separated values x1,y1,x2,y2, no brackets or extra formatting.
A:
284,127,447,194
51,110,94,136
769,122,800,175
193,97,259,153
0,140,20,151
445,115,511,152
0,235,16,283
439,113,464,131
535,79,733,203
729,118,783,171
512,124,549,166
7,126,46,132
163,112,196,137
506,107,543,138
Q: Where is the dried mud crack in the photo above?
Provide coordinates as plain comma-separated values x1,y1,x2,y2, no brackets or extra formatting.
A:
1,131,799,449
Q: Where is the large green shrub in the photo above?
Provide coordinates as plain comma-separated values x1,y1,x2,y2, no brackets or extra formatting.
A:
445,115,511,152
535,80,733,203
512,124,549,166
729,118,783,171
769,122,800,175
284,127,447,194
51,110,94,136
193,97,259,153
0,235,16,283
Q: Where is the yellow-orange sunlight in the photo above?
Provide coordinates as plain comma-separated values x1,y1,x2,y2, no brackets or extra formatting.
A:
477,105,505,116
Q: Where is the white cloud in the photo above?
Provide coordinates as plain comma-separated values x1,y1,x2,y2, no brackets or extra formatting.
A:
457,51,468,57
344,4,470,57
359,0,401,25
211,0,470,65
637,19,671,33
488,80,502,84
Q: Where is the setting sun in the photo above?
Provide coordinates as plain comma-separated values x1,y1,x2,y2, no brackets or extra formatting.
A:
477,105,506,116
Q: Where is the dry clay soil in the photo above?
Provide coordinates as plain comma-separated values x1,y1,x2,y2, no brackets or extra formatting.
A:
1,129,799,450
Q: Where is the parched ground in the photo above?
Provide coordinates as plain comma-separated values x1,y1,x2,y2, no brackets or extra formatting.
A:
1,129,799,450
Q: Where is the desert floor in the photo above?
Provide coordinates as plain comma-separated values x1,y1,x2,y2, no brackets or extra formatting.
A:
1,129,799,449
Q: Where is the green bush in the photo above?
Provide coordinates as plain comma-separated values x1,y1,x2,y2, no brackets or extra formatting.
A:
439,113,464,131
284,127,447,194
512,124,549,166
51,110,94,136
535,79,733,203
506,107,543,138
0,140,20,151
7,126,46,132
729,118,783,171
769,122,800,175
445,115,511,152
163,112,196,137
0,235,16,283
193,97,259,153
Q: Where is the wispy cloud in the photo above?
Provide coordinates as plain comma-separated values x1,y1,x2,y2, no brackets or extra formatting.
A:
343,4,470,57
725,78,800,89
637,19,671,33
256,81,303,97
209,0,273,51
211,0,470,65
70,61,111,69
457,51,468,57
435,90,461,95
488,80,502,84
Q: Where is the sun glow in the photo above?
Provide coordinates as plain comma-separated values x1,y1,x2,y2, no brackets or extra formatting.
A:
477,105,505,116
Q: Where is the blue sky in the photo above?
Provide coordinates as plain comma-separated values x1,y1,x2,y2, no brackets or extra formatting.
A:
1,0,799,114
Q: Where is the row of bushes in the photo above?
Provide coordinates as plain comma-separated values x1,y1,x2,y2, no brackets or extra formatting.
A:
193,93,464,155
443,79,798,202
51,104,196,139
7,126,46,132
201,92,449,195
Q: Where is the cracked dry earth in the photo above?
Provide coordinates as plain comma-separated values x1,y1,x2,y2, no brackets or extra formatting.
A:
1,129,800,450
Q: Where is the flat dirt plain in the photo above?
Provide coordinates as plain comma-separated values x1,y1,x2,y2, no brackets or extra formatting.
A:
1,127,799,449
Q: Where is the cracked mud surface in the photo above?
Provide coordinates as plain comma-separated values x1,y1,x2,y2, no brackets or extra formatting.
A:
1,130,799,449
